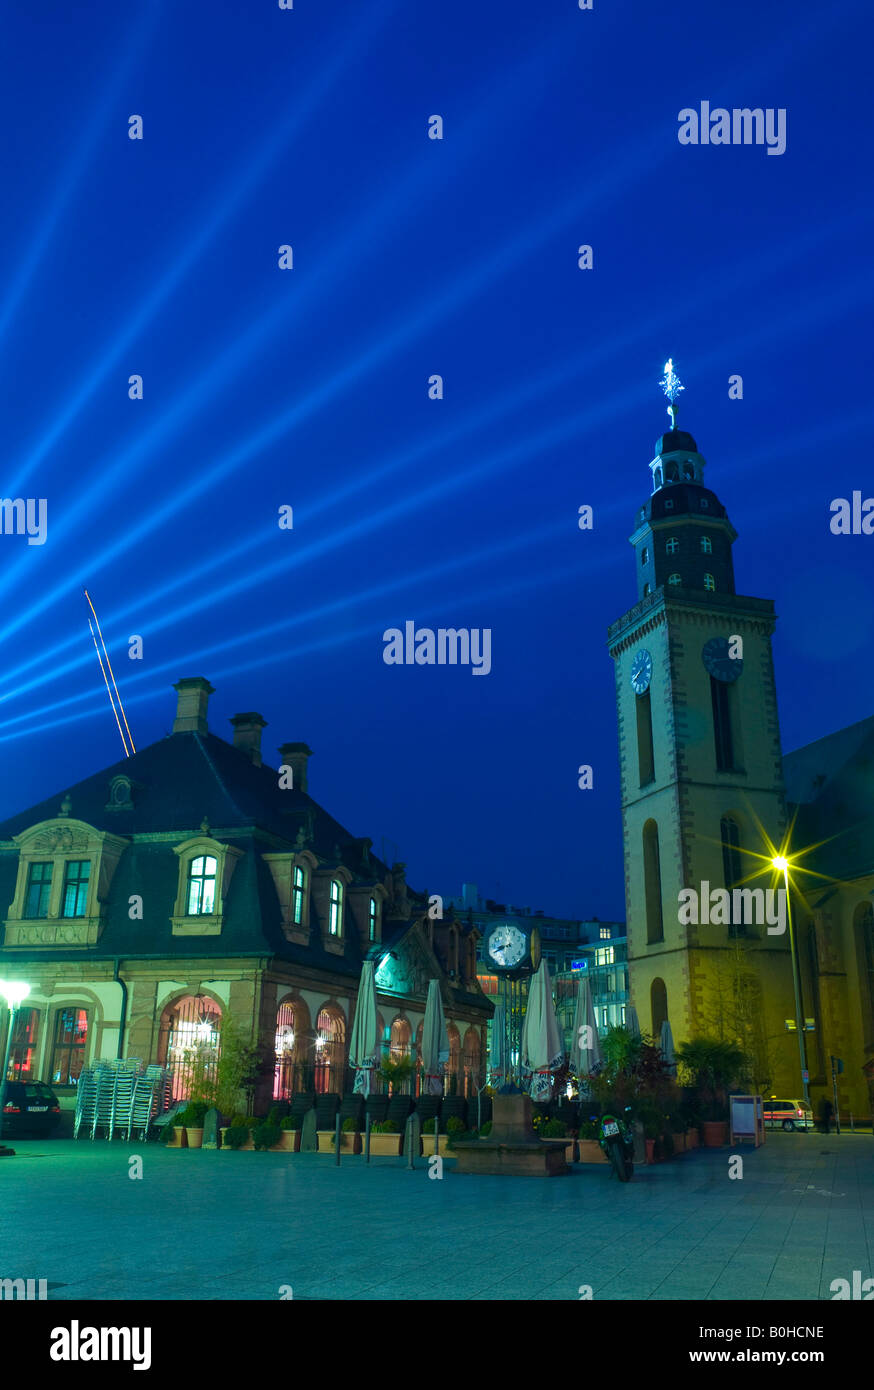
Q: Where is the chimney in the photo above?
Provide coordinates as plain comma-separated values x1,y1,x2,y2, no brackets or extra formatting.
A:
230,712,267,766
278,742,313,793
172,677,214,735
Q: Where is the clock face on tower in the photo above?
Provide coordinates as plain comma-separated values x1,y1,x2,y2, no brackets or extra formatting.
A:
630,648,653,694
702,636,743,683
486,923,527,969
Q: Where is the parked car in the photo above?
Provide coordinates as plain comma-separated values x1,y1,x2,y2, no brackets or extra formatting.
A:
1,1081,62,1137
762,1098,813,1131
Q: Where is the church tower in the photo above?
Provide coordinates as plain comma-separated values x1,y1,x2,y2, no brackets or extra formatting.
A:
607,364,796,1087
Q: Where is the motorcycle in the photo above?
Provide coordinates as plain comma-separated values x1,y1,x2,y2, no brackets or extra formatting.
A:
599,1107,635,1181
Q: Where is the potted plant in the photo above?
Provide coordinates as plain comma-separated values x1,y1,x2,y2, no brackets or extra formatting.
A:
377,1055,414,1096
223,1124,249,1149
419,1114,448,1156
369,1118,402,1156
676,1038,748,1147
276,1114,302,1152
576,1117,607,1164
179,1101,208,1150
160,1120,183,1147
341,1115,362,1154
254,1121,281,1150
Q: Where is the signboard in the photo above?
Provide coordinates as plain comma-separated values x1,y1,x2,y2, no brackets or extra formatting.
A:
570,960,587,972
801,1069,809,1082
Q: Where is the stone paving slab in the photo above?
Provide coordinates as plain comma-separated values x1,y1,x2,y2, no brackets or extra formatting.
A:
1,1132,872,1300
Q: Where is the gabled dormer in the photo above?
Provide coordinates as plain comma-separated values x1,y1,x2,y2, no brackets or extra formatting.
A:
3,817,128,948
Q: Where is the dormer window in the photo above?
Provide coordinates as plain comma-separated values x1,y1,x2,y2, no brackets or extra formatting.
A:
369,896,379,942
704,573,716,591
666,537,679,554
26,862,53,918
62,861,91,918
700,536,712,553
292,865,306,925
329,879,344,936
106,775,136,811
187,856,217,915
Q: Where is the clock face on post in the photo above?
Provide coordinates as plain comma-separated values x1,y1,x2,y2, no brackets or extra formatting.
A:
487,924,527,970
630,649,653,695
702,636,743,683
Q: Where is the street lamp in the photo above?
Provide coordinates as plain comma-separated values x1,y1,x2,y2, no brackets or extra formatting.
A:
0,980,31,1154
771,857,810,1107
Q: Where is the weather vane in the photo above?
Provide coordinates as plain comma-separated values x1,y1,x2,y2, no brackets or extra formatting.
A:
659,358,684,430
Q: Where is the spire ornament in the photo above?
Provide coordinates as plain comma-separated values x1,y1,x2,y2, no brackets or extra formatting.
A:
659,358,685,430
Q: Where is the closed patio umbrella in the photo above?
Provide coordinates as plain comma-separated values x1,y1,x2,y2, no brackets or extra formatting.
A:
520,962,563,1102
625,1004,641,1040
572,975,602,1078
659,1018,676,1074
349,961,379,1096
421,979,450,1095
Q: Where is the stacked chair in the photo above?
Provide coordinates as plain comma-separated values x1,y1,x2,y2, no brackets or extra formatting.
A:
73,1059,171,1140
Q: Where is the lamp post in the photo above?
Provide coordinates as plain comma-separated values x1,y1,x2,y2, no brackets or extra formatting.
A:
0,980,31,1154
771,858,809,1108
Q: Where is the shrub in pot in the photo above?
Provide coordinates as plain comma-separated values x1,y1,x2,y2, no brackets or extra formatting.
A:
254,1122,281,1150
224,1125,248,1149
277,1114,302,1151
369,1118,401,1155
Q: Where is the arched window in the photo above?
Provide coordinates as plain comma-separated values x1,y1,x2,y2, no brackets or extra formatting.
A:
314,1006,345,1095
643,820,664,944
187,856,216,915
159,994,221,1102
704,573,716,591
636,689,655,787
721,816,742,889
683,460,695,480
642,582,651,597
641,546,649,565
462,1028,481,1097
700,536,712,554
368,897,379,941
274,996,309,1100
651,978,667,1036
6,1006,41,1081
665,461,678,482
653,467,663,489
668,573,682,586
446,1023,461,1095
666,537,679,554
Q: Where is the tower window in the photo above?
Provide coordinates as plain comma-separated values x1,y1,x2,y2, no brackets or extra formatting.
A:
700,536,712,554
704,573,716,591
666,537,679,554
643,820,664,944
668,573,682,586
711,677,735,771
642,582,651,597
636,690,655,787
641,547,649,565
721,816,745,938
700,498,709,509
664,499,674,510
683,461,695,480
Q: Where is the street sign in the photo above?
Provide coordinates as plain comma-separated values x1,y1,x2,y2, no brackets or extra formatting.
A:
801,1069,809,1082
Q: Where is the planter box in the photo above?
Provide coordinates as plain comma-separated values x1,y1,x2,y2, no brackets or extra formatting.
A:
687,1128,700,1150
168,1126,187,1148
367,1133,402,1156
317,1129,356,1153
271,1130,300,1152
185,1128,204,1150
218,1127,255,1150
577,1139,608,1164
702,1120,728,1148
420,1132,450,1157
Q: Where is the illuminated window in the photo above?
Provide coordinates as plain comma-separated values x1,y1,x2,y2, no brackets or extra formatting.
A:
7,1007,40,1081
700,536,712,554
369,896,379,941
595,946,615,966
329,879,343,936
704,573,716,591
25,862,52,918
668,573,682,585
599,926,611,939
187,856,217,915
292,865,306,924
62,861,90,918
666,537,679,554
50,1007,88,1085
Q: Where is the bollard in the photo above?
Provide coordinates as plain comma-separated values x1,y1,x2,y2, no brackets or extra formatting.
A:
407,1118,415,1169
365,1112,371,1164
335,1113,341,1166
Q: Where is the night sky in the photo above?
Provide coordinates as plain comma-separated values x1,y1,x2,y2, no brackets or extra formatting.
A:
1,0,872,921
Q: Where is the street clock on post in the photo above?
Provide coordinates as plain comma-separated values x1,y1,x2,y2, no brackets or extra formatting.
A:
483,921,542,978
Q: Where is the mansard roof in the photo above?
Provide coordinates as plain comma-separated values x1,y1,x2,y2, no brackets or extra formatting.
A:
783,713,874,885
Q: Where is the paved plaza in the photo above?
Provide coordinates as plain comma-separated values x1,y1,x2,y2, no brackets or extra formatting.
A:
1,1133,872,1301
